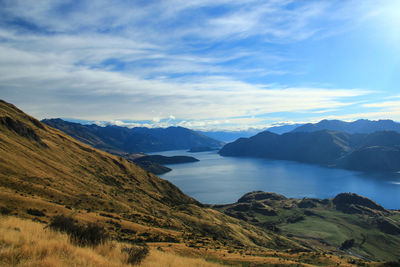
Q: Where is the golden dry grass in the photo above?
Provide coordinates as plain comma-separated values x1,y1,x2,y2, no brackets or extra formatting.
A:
0,216,224,267
140,250,224,267
0,99,298,250
0,100,378,266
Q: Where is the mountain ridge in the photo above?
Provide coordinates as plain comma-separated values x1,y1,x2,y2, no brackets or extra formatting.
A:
219,129,400,172
292,119,400,134
42,118,223,154
1,99,308,259
3,100,400,264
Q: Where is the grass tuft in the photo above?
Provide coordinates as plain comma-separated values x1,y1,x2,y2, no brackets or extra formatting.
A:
122,245,149,265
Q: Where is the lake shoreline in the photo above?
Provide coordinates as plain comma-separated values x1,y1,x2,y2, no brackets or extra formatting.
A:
152,150,400,209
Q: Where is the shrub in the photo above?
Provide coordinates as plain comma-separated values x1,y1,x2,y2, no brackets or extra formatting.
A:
0,206,12,215
48,215,108,247
122,245,149,265
71,223,108,247
26,208,45,216
340,239,355,250
49,215,76,232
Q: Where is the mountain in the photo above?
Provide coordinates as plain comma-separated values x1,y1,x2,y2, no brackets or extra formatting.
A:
215,191,400,261
266,123,304,134
198,124,302,143
198,129,261,143
42,118,223,154
219,130,400,172
292,119,400,134
2,100,399,264
1,100,318,265
220,130,351,165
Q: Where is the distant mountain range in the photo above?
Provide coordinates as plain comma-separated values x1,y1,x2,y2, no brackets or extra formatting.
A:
219,129,400,172
267,124,304,134
198,124,303,143
42,118,223,154
197,129,262,143
292,119,400,134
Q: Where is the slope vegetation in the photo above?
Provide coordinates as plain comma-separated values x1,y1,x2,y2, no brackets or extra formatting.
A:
2,100,393,265
0,100,295,248
0,216,224,267
215,191,400,261
2,100,342,265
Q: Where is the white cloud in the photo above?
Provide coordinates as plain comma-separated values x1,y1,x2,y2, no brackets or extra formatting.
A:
0,38,371,122
0,0,393,130
362,101,400,108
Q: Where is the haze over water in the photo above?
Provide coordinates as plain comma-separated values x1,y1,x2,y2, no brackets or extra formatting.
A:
154,150,400,209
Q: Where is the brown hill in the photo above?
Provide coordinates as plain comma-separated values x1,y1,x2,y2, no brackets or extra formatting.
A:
3,100,386,266
0,100,305,254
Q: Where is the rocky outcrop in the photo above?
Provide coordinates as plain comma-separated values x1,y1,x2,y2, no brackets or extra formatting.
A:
0,116,47,147
333,193,388,216
238,191,286,203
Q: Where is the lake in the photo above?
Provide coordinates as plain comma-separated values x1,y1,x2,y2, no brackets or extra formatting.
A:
152,150,400,209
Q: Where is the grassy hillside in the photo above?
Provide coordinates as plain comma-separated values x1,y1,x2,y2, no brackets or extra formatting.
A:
0,216,224,267
1,99,393,265
1,100,298,249
215,191,400,262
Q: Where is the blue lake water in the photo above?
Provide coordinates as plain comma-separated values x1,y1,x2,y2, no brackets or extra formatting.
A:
152,150,400,209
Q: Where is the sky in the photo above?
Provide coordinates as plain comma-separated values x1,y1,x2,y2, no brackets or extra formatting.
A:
1,0,400,131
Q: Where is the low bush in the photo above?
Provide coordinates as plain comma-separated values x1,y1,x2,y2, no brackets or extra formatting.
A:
26,208,45,216
122,245,149,265
49,215,76,232
0,206,12,215
340,239,355,250
49,215,108,247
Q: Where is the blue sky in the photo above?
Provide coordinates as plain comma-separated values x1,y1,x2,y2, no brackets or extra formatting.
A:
1,0,400,130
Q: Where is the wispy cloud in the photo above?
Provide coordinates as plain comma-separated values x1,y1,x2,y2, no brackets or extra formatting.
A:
362,101,400,108
0,0,396,130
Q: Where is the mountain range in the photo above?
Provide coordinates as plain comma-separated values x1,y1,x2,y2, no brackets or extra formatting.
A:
219,129,400,172
2,100,400,264
0,100,300,257
42,118,223,154
198,124,303,142
292,119,400,134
